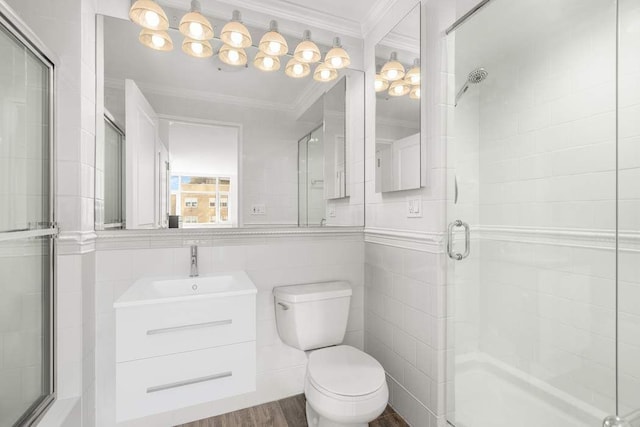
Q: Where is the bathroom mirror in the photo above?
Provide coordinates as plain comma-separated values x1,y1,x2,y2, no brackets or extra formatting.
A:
374,3,421,193
95,14,365,230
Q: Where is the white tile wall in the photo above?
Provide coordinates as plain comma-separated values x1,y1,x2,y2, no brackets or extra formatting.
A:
94,236,364,426
446,0,632,420
364,242,447,426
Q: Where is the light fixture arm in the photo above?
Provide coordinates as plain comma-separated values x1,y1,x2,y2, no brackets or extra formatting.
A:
190,0,201,13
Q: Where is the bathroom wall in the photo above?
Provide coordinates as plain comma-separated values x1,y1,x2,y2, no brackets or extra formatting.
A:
449,0,621,416
363,0,457,425
93,232,364,426
364,241,447,426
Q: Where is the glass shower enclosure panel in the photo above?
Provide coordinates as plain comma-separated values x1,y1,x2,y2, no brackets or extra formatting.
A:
0,13,55,427
446,1,618,426
617,0,640,423
298,126,325,226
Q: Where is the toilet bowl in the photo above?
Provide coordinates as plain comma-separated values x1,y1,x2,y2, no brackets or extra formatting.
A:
273,282,389,426
304,345,388,427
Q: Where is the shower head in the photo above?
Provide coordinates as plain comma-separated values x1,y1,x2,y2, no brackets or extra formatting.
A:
467,67,488,84
455,67,488,106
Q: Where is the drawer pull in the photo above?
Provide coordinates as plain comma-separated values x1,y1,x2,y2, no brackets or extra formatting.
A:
146,371,232,393
146,319,232,335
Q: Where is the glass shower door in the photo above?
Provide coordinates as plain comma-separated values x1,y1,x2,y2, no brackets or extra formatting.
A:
446,1,618,426
0,12,55,427
616,0,640,424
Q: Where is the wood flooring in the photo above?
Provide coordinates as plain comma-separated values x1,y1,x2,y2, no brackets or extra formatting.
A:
176,394,408,427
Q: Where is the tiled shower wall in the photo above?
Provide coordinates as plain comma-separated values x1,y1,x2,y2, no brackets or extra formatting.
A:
94,234,364,426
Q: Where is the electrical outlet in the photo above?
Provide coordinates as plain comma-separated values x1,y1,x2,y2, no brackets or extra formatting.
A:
328,206,336,217
407,197,422,218
251,204,266,215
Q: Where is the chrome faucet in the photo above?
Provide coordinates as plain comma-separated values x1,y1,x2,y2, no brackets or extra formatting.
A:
320,218,327,226
190,245,198,277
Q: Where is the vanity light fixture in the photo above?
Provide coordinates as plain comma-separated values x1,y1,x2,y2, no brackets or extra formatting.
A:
220,10,252,48
139,28,173,51
405,58,421,85
375,65,389,92
324,37,350,69
129,0,169,31
313,62,338,82
219,44,247,66
259,20,288,56
179,0,214,41
254,51,281,71
389,79,410,97
294,30,321,64
182,37,213,58
381,52,405,81
410,85,421,99
130,5,351,82
285,58,310,78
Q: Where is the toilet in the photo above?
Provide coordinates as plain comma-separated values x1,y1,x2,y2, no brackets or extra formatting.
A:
273,281,388,427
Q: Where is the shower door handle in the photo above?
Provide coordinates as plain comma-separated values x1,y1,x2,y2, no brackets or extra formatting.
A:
447,220,470,261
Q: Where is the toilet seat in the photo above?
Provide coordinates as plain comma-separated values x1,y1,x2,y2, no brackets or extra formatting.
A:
307,345,386,398
304,345,389,425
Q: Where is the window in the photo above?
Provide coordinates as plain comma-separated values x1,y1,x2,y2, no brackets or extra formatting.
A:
170,175,232,226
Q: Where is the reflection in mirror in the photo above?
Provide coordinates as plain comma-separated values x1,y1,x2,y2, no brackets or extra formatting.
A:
95,14,364,230
375,3,421,193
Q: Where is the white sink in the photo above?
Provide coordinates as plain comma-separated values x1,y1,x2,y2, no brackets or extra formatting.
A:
114,271,257,308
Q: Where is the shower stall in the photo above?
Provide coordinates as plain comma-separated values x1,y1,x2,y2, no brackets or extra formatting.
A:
446,0,640,426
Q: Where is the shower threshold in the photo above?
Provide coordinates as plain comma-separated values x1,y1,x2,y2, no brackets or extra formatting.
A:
452,353,606,427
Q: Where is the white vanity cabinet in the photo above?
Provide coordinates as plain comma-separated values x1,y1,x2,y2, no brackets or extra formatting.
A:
114,272,257,422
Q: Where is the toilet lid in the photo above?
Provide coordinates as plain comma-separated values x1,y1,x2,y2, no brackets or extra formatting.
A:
307,345,385,397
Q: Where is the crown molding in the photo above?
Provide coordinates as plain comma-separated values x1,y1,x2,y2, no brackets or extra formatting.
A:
377,31,420,56
215,0,362,39
362,0,399,37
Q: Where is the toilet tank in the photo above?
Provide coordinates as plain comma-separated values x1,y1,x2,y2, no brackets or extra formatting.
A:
273,281,352,351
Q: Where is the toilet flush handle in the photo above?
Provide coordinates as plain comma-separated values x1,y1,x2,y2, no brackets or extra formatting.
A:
277,302,290,310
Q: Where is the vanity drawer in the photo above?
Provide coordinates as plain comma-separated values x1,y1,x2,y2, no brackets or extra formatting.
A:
116,294,255,362
116,341,256,422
